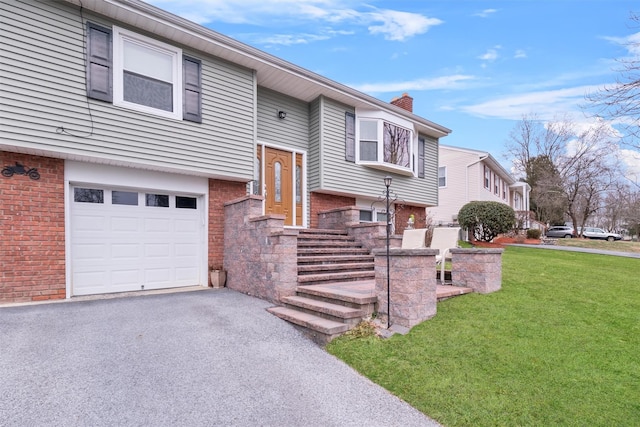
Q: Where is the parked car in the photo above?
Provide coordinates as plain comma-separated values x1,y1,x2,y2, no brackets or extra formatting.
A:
580,227,622,242
546,226,575,238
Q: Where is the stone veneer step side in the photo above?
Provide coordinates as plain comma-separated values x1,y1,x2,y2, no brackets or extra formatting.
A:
283,295,364,319
267,306,350,335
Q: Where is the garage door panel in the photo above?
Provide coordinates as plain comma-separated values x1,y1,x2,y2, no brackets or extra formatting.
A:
145,217,172,232
175,267,198,281
145,243,172,258
111,216,141,232
175,243,198,257
73,243,108,261
175,218,199,232
73,214,107,233
73,270,109,296
111,243,142,259
145,268,172,286
111,269,141,286
71,184,205,296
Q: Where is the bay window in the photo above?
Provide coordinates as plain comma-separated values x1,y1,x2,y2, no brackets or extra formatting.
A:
355,113,415,175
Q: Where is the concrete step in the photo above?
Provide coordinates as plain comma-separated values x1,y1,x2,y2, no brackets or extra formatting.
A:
436,285,473,301
298,262,375,274
297,254,374,265
297,240,363,248
298,229,349,236
298,247,371,256
296,280,377,305
297,234,353,241
267,306,350,344
282,295,364,322
297,270,375,285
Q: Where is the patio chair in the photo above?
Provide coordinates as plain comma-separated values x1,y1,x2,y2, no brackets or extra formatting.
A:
401,228,428,249
430,227,461,283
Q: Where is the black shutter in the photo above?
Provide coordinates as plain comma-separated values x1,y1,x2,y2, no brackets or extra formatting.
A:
86,23,112,102
418,137,425,178
183,56,202,123
345,111,355,162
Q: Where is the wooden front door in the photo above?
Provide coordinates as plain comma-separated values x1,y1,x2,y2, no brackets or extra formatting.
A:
264,147,293,226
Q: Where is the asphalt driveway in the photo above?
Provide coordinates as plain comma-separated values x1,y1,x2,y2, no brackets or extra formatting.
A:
0,289,440,427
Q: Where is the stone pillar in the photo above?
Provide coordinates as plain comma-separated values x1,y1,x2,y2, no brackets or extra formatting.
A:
317,206,360,230
450,248,504,294
223,196,298,303
373,248,439,329
347,222,386,252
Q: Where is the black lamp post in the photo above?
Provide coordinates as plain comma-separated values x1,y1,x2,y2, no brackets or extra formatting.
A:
384,175,392,327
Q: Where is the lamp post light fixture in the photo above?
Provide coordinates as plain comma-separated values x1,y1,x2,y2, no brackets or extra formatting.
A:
384,175,392,327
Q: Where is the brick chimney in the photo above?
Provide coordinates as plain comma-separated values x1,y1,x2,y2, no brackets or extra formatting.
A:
390,92,413,113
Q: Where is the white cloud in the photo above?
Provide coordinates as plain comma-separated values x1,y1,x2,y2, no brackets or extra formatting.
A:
352,74,475,93
251,33,331,46
478,45,502,62
479,49,499,61
474,9,498,18
390,51,409,60
514,49,527,59
620,148,640,182
145,0,441,42
461,85,603,120
368,9,443,41
603,31,640,56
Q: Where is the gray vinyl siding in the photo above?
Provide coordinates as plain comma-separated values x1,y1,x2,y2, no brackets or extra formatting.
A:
257,87,309,151
317,97,439,206
308,98,322,191
422,135,439,205
0,0,255,180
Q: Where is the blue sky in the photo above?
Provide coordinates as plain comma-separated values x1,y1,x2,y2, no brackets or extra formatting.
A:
147,0,639,172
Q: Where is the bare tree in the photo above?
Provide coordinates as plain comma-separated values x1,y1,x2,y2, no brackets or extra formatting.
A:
599,182,631,231
506,114,616,233
587,13,640,150
526,155,566,225
623,188,640,239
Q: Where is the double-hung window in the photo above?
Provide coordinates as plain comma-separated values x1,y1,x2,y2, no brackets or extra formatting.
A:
359,120,379,161
438,166,447,187
114,27,181,119
484,165,491,189
86,23,202,123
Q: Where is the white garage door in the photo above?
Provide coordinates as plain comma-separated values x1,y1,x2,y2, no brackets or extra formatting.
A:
70,186,204,296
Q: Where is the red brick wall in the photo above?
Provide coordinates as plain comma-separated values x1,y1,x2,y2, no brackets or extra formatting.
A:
208,179,247,269
395,204,427,235
1,152,66,303
309,192,356,228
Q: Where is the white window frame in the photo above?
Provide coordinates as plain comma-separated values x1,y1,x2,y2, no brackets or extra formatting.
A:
484,165,491,190
355,109,417,176
113,27,182,120
438,166,447,187
358,208,389,223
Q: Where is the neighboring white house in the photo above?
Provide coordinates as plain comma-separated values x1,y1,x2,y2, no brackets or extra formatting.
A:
428,145,532,228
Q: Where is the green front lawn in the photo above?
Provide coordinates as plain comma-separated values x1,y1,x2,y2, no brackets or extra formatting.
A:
327,246,640,426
